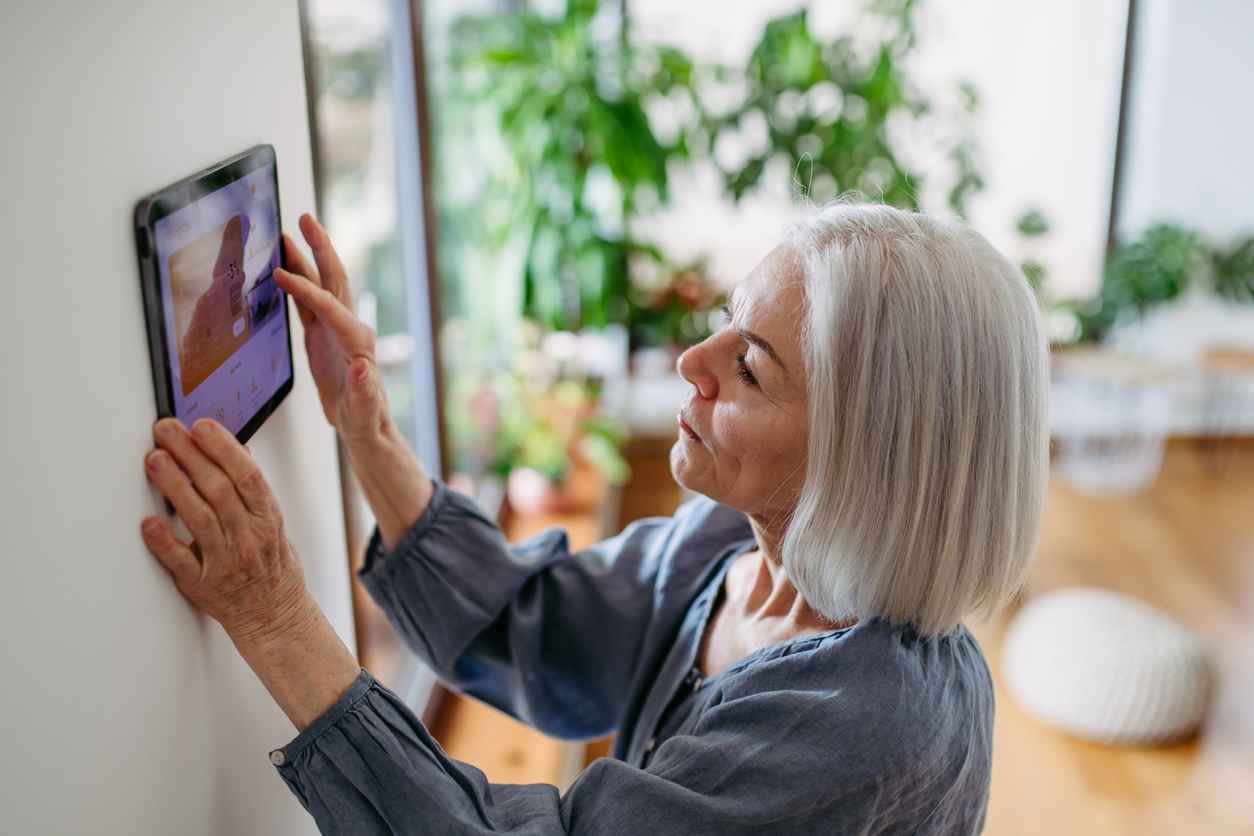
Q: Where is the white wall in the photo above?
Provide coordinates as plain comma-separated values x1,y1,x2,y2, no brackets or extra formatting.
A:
629,0,1128,299
1116,0,1254,241
0,3,353,834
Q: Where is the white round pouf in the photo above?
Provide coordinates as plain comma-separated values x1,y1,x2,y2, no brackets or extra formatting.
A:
1002,587,1211,745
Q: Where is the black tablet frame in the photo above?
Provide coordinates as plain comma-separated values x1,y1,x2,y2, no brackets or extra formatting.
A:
133,144,294,445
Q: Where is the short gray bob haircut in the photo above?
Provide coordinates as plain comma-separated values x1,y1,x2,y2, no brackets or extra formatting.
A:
781,202,1049,639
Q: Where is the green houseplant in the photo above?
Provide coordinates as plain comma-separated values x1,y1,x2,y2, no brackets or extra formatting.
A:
1043,224,1254,345
444,338,629,514
697,1,984,216
625,258,727,351
494,376,629,514
449,0,989,337
451,0,695,334
437,0,1027,491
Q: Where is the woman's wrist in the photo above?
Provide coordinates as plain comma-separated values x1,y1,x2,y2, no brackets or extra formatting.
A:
341,419,434,551
223,585,313,649
229,591,362,732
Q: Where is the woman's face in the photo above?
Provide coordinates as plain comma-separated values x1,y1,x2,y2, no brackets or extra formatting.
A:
671,245,810,526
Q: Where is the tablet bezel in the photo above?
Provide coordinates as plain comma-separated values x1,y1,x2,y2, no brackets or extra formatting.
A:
133,144,294,445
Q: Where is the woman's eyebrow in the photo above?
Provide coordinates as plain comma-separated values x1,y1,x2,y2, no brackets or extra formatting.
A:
720,300,789,376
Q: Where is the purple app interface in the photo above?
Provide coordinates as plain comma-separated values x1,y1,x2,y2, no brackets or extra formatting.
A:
153,164,291,436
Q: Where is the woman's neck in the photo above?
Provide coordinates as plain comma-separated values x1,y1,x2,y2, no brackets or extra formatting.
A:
738,518,857,634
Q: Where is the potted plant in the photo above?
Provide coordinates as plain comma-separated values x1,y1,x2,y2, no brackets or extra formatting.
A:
450,0,697,334
494,377,630,515
447,366,630,515
626,257,726,363
1043,224,1254,347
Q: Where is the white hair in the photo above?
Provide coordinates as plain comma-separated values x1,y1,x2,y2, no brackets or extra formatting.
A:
781,202,1049,638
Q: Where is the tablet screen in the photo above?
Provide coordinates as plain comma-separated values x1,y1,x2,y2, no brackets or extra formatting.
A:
152,162,291,435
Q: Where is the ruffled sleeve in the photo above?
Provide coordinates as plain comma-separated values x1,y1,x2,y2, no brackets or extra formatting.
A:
269,668,562,833
357,478,723,740
269,638,992,836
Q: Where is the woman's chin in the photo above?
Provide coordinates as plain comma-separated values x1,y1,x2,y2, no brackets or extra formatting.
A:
669,439,709,495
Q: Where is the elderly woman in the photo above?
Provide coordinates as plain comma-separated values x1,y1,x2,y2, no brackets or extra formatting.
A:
139,203,1047,835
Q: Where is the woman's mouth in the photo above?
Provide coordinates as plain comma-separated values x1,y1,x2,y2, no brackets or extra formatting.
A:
678,413,702,443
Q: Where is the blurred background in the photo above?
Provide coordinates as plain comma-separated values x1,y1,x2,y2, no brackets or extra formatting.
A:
300,1,1254,833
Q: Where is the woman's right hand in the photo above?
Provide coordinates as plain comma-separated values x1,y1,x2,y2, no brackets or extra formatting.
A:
273,214,390,442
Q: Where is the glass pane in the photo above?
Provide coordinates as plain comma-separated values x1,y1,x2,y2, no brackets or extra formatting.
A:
304,0,417,449
423,0,522,492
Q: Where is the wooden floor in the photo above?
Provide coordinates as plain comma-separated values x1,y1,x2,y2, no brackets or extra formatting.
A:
432,438,1254,834
969,440,1254,836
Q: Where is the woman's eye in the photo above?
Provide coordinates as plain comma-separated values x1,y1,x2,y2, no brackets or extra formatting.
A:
735,353,758,386
719,304,758,386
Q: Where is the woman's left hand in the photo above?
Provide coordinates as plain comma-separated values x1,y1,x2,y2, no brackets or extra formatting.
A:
141,417,361,732
141,417,309,645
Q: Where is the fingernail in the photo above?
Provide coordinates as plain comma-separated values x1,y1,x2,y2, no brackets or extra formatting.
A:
142,519,162,537
146,451,164,472
156,420,178,441
193,419,214,438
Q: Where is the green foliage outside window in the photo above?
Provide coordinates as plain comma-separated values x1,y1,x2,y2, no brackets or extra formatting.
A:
1057,225,1254,344
450,0,691,334
447,0,987,339
700,3,982,215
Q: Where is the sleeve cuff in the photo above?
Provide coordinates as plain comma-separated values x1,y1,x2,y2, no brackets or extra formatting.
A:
358,476,447,580
268,667,377,770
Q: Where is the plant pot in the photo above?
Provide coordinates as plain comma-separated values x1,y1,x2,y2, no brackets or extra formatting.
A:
506,457,606,517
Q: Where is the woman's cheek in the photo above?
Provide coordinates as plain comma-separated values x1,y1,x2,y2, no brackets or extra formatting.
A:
743,411,803,475
712,404,762,468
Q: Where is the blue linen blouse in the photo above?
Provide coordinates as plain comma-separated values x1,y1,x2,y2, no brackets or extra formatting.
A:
268,478,995,834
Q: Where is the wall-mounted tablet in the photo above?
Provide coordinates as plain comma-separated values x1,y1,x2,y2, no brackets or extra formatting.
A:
134,145,293,443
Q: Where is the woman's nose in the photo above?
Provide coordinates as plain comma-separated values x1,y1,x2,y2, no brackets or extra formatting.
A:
677,339,718,399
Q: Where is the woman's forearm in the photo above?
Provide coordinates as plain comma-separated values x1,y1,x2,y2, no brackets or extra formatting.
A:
342,419,435,551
